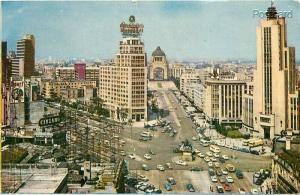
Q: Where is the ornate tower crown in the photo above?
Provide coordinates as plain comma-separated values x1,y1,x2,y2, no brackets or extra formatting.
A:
120,15,144,38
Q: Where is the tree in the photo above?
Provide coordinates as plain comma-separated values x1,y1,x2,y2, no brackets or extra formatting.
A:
151,100,159,119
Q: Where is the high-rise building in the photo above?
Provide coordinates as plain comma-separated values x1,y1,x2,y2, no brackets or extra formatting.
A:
99,16,147,122
253,5,299,139
11,34,35,77
74,62,86,80
1,41,10,126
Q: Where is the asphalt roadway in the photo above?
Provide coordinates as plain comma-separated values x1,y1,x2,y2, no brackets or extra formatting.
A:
120,88,272,193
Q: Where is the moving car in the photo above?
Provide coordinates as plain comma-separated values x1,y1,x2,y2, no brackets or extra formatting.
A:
176,160,187,166
144,153,152,160
197,153,205,158
157,165,165,171
213,153,220,158
186,184,195,192
120,150,126,156
129,153,136,159
167,177,176,185
165,162,173,169
206,151,213,157
204,156,211,162
226,176,234,183
137,175,149,182
142,164,149,171
222,155,229,160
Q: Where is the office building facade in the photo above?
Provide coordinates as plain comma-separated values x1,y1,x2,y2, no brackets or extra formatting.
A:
253,5,299,139
99,16,147,122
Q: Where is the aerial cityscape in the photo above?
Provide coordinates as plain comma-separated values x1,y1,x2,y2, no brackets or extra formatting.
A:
1,0,300,194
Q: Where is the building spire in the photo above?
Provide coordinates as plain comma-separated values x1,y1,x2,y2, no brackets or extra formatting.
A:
266,0,277,20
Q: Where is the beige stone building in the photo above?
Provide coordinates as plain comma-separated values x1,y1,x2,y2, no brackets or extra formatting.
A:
99,16,147,122
180,73,200,95
253,6,299,139
55,66,100,81
171,64,195,79
42,80,96,100
203,79,246,124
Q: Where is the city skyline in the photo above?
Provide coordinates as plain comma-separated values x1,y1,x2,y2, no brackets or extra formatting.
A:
2,1,300,61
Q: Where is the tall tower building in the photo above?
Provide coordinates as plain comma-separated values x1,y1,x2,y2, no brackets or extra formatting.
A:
99,16,147,122
253,5,299,139
12,34,35,77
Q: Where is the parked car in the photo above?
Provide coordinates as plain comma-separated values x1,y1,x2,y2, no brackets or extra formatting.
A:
164,183,172,191
219,176,226,183
221,169,228,175
186,184,195,192
208,162,213,167
214,162,220,168
206,151,213,157
211,175,218,182
251,188,259,194
222,155,229,160
223,183,231,192
216,186,224,193
239,188,246,194
216,169,223,176
236,169,244,179
190,166,202,171
226,176,234,183
208,169,215,176
219,157,225,163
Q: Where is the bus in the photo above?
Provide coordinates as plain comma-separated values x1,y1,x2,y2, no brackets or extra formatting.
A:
209,145,220,153
248,139,264,147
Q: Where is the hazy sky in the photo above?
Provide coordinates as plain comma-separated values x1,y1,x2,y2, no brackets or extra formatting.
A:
2,1,300,61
